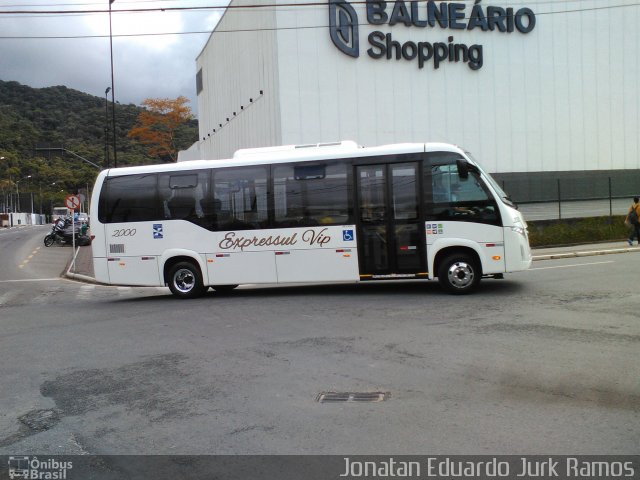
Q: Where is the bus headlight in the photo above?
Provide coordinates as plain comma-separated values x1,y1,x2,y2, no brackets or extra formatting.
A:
510,225,526,237
510,216,527,238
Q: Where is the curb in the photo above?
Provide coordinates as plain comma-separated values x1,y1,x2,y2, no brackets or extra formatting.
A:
65,271,97,284
64,246,97,284
532,246,640,261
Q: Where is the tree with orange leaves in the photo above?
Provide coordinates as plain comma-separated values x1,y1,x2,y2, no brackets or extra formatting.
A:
127,96,193,162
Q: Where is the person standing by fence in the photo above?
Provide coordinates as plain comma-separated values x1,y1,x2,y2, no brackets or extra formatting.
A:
626,196,640,246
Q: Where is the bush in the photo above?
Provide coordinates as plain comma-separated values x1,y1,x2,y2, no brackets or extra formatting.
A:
527,216,630,247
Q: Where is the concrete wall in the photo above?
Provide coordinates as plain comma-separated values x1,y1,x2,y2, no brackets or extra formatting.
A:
494,170,640,203
177,141,201,162
196,0,281,159
8,213,47,226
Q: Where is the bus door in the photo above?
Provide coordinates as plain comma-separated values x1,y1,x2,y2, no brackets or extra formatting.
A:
355,162,426,277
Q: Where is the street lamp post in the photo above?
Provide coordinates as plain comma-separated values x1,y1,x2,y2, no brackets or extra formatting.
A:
26,176,34,214
0,156,6,213
16,175,31,213
109,0,118,168
49,182,58,218
105,87,111,168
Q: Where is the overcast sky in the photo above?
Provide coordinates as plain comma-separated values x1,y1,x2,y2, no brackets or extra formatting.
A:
0,0,227,116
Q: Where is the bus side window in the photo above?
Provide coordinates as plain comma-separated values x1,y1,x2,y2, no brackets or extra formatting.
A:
213,167,268,231
273,162,350,227
158,171,208,221
104,174,159,223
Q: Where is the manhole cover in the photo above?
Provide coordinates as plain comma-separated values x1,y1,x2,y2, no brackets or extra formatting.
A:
316,392,390,403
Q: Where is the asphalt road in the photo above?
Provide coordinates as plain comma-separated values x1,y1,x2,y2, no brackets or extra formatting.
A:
0,226,638,457
0,225,64,279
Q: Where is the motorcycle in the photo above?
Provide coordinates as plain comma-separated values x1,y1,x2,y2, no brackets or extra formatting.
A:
44,217,89,247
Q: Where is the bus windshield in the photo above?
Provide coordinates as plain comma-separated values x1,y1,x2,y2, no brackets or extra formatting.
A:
465,153,516,209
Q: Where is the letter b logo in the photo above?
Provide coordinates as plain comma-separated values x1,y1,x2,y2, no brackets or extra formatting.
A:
329,0,359,58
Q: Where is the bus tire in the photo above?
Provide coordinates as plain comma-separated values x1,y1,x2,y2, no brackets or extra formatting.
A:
211,285,238,293
168,261,206,299
44,235,55,247
437,253,480,294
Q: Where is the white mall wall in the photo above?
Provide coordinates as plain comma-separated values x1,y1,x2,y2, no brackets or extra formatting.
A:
194,0,640,175
195,0,281,160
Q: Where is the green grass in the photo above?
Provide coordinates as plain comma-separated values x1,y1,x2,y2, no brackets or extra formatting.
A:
527,216,631,247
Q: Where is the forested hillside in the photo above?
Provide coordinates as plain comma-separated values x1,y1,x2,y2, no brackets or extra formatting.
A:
0,80,198,213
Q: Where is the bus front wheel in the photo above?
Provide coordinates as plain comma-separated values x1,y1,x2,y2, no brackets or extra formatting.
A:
437,254,480,294
168,261,206,299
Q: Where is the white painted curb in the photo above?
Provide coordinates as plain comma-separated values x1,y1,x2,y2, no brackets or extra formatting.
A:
533,246,640,261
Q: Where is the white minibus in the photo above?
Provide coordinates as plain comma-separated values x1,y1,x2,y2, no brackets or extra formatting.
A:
90,142,531,298
52,206,69,223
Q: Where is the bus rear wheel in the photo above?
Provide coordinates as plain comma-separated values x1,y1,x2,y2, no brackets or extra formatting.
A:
437,253,480,294
168,261,206,299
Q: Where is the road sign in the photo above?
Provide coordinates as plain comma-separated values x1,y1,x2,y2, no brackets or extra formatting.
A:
65,194,81,210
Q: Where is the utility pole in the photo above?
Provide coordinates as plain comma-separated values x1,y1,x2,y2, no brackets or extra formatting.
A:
105,87,111,168
109,0,118,167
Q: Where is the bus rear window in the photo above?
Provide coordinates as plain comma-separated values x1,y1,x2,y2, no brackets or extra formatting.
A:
101,174,159,223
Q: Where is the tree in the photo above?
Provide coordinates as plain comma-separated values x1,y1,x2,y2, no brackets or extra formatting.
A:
0,178,12,196
127,96,193,162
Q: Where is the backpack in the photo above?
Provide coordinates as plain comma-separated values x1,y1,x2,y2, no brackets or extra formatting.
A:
629,206,639,226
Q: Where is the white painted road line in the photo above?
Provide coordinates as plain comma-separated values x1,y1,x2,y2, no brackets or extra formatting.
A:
529,260,615,271
0,278,62,283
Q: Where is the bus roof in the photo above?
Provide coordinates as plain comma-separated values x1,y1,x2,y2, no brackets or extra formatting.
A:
101,142,465,177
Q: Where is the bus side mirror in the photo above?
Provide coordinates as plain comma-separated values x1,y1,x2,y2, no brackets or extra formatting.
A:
456,159,469,179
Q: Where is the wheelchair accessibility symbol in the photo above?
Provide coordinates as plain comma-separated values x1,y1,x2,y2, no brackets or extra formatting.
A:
153,224,164,239
342,229,354,241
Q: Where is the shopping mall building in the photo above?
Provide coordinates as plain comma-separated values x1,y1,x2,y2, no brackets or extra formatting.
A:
181,0,640,202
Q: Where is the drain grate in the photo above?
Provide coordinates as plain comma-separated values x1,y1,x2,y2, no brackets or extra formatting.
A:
316,391,390,403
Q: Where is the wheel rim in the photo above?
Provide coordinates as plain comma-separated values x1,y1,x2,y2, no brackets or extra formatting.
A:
173,268,195,294
447,261,475,289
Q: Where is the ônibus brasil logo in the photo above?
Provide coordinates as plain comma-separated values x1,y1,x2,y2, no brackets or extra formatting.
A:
7,456,73,479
